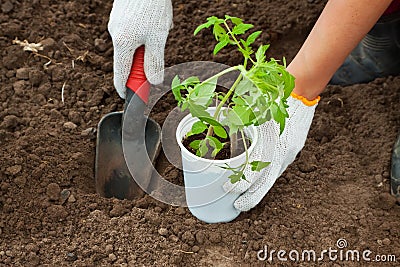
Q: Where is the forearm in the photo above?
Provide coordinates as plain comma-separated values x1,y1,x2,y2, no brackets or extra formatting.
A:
288,0,393,100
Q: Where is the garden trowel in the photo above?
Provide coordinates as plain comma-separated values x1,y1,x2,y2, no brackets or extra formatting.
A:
95,46,161,200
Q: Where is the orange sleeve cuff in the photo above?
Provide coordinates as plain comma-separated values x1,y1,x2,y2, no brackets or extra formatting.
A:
291,92,320,106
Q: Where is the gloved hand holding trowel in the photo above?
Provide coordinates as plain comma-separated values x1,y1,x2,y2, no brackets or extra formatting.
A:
105,0,400,207
108,0,173,99
95,0,172,200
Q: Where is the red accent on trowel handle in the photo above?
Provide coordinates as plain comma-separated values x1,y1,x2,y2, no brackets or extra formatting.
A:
126,46,150,103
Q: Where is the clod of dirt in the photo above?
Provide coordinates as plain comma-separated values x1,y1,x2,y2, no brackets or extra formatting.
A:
174,207,186,215
94,38,108,52
3,46,26,70
47,205,68,221
208,232,222,244
14,176,26,187
6,165,21,175
63,122,77,130
297,151,318,173
40,38,57,53
182,231,195,245
1,1,13,13
16,68,29,80
81,127,96,138
109,204,129,217
46,183,61,201
195,231,206,244
375,193,397,210
1,115,19,130
28,69,45,87
12,81,28,96
51,67,65,82
68,111,81,124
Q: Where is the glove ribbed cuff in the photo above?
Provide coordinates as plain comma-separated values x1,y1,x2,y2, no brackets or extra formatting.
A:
290,92,320,106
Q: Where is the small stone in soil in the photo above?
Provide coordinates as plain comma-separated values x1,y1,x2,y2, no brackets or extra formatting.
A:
158,228,168,236
66,252,77,262
60,189,71,204
68,194,76,203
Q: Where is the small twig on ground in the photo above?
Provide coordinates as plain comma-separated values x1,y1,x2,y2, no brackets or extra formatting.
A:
76,50,89,62
61,81,66,104
63,41,74,54
176,250,194,254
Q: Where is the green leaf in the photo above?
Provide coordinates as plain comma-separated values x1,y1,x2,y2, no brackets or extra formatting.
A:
188,101,210,118
233,105,254,126
199,116,224,128
255,44,270,63
198,140,208,157
213,24,226,40
194,16,223,35
182,76,200,87
232,23,254,35
213,39,229,55
246,31,262,46
181,101,188,111
194,21,213,35
250,161,271,172
228,171,243,184
171,75,182,103
213,125,227,139
235,78,252,96
270,102,286,134
206,136,223,149
225,15,243,25
191,76,217,106
189,140,201,150
190,121,207,135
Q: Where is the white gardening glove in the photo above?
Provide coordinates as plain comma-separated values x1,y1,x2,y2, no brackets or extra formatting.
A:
223,94,319,211
108,0,173,99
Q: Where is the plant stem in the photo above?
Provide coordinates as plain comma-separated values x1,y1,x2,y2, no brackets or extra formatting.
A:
223,21,255,66
240,129,249,166
206,72,243,137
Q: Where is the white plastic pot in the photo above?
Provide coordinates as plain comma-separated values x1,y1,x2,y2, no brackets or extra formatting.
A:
176,107,258,223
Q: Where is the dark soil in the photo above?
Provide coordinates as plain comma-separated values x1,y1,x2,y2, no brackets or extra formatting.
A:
1,0,399,266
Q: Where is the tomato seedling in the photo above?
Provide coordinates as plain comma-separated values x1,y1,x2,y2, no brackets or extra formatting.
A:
172,15,295,183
